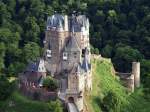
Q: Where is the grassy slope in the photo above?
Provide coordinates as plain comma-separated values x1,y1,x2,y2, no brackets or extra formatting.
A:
1,58,150,112
0,91,51,112
85,58,150,112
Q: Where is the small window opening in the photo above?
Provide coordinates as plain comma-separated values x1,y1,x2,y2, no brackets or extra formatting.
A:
82,49,85,57
63,52,68,60
46,49,51,58
74,52,77,58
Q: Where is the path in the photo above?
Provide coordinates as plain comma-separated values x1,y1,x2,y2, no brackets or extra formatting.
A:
67,103,79,112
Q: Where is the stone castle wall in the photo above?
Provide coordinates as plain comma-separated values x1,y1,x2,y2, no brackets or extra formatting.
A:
116,62,140,92
132,62,140,88
45,14,92,112
19,83,57,101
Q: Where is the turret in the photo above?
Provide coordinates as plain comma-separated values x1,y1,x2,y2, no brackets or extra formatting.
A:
132,62,140,88
64,15,68,31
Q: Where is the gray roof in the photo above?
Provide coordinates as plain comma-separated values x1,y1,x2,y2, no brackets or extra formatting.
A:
71,15,89,32
69,59,91,75
26,62,38,72
46,14,89,32
64,36,80,52
82,57,91,72
69,63,85,75
76,63,85,74
26,59,46,72
38,76,44,87
47,14,64,29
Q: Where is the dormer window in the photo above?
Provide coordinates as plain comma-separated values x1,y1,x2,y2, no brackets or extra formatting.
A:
63,52,68,60
46,49,52,58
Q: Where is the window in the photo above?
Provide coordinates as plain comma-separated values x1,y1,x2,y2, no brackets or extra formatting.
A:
74,52,77,55
46,49,52,58
74,52,77,58
82,49,85,57
63,52,68,60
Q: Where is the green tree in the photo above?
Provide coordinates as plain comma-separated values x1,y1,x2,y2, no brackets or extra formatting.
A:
102,44,113,58
95,48,100,55
0,43,5,71
23,42,41,63
24,16,40,43
141,59,150,98
48,99,63,112
0,2,11,24
113,45,143,72
0,75,14,101
103,91,122,112
43,76,58,91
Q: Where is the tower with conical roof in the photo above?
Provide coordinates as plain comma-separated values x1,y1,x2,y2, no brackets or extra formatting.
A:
44,13,90,75
44,13,92,112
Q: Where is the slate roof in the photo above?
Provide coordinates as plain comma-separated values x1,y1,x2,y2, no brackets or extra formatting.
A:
64,35,80,52
71,15,89,32
38,76,44,87
46,14,89,32
69,63,84,75
26,59,46,72
69,59,91,75
76,63,85,74
47,14,64,29
26,62,38,72
24,59,46,86
82,57,91,72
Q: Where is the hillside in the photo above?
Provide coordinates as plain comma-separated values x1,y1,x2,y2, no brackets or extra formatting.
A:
85,57,150,112
0,0,150,109
0,91,63,112
0,57,150,112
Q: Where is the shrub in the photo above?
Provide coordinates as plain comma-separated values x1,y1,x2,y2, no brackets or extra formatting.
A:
48,99,63,112
0,75,14,101
103,91,122,112
95,48,100,55
43,76,58,91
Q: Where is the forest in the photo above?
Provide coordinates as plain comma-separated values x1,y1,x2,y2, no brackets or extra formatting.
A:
0,0,150,111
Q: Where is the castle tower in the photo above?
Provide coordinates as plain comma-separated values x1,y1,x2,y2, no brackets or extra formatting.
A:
44,14,70,75
44,13,92,112
132,62,140,88
44,14,91,76
64,15,69,31
66,65,85,112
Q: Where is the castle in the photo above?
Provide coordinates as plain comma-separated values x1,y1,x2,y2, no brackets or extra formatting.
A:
44,13,92,111
18,13,140,112
19,13,92,112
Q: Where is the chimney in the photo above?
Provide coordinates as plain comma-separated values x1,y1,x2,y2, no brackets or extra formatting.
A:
132,62,140,88
64,15,68,31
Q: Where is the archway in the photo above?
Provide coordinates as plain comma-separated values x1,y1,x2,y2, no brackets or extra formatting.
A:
68,97,74,103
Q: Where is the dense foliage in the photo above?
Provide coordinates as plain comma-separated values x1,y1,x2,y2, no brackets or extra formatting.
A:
0,75,14,101
0,92,63,112
43,76,58,91
0,0,150,111
86,59,150,112
103,91,122,112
